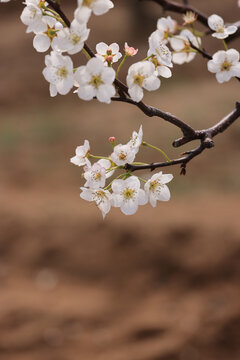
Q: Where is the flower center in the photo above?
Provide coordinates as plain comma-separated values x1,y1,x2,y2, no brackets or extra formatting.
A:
93,190,107,205
72,33,81,45
57,67,68,79
149,180,162,193
119,152,127,161
90,75,103,89
82,0,95,8
221,61,231,71
134,74,144,86
45,26,57,41
123,188,135,200
94,171,102,181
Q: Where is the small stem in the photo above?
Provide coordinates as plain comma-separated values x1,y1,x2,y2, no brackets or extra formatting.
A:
131,162,149,165
142,142,171,162
89,154,110,161
82,47,91,59
116,55,128,78
141,54,153,61
137,176,147,183
222,39,228,51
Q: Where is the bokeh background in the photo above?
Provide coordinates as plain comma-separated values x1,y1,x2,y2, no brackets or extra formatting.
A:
0,1,240,359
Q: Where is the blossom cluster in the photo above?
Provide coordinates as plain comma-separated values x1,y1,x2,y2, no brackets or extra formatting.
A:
8,0,238,106
70,126,173,218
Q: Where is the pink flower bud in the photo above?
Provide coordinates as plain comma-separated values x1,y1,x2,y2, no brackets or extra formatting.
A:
109,136,116,143
124,42,138,57
106,55,113,63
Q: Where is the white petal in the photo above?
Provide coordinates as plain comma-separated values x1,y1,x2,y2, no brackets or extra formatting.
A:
207,59,220,73
157,184,171,201
226,49,239,64
121,199,138,215
157,65,172,78
86,57,104,75
78,85,95,101
33,34,50,52
161,174,174,184
172,52,187,64
96,42,108,55
138,189,148,205
128,85,143,102
143,75,160,91
97,84,115,103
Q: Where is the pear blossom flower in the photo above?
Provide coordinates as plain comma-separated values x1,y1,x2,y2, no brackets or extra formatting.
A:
75,57,116,104
207,49,240,83
126,61,160,103
96,42,122,66
124,43,138,57
83,162,106,189
75,0,114,24
111,176,148,215
145,172,173,207
148,31,173,67
54,19,90,55
70,140,90,167
0,0,11,2
208,14,237,39
43,51,74,97
110,144,136,166
156,16,178,43
169,29,201,64
33,22,63,53
80,187,111,219
127,125,143,155
20,0,55,34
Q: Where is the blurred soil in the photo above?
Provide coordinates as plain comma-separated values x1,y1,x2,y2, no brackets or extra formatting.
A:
0,1,240,359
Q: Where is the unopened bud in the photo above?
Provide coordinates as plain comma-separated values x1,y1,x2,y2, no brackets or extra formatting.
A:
109,136,116,143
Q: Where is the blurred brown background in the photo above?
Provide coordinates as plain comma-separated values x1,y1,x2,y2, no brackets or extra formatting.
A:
0,1,240,359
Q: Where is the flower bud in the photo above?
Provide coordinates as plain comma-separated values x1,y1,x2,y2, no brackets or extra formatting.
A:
124,42,138,57
109,136,116,143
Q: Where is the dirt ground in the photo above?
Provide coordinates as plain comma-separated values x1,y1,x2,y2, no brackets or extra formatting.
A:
0,1,240,359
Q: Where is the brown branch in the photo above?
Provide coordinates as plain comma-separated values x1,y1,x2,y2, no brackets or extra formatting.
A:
140,0,209,27
125,102,240,173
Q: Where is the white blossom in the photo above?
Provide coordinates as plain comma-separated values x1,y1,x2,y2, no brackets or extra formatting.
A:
127,125,143,155
80,187,111,219
54,19,90,55
207,49,240,83
43,51,74,96
169,29,201,64
96,42,122,66
148,31,173,67
33,22,63,53
20,0,55,34
75,57,116,104
111,176,148,215
156,16,177,43
84,162,106,189
144,172,173,207
126,61,160,103
110,144,136,166
70,140,90,167
0,0,11,2
75,0,114,24
208,14,237,39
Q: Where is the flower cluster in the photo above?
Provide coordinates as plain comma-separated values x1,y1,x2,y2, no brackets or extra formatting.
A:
70,126,173,218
